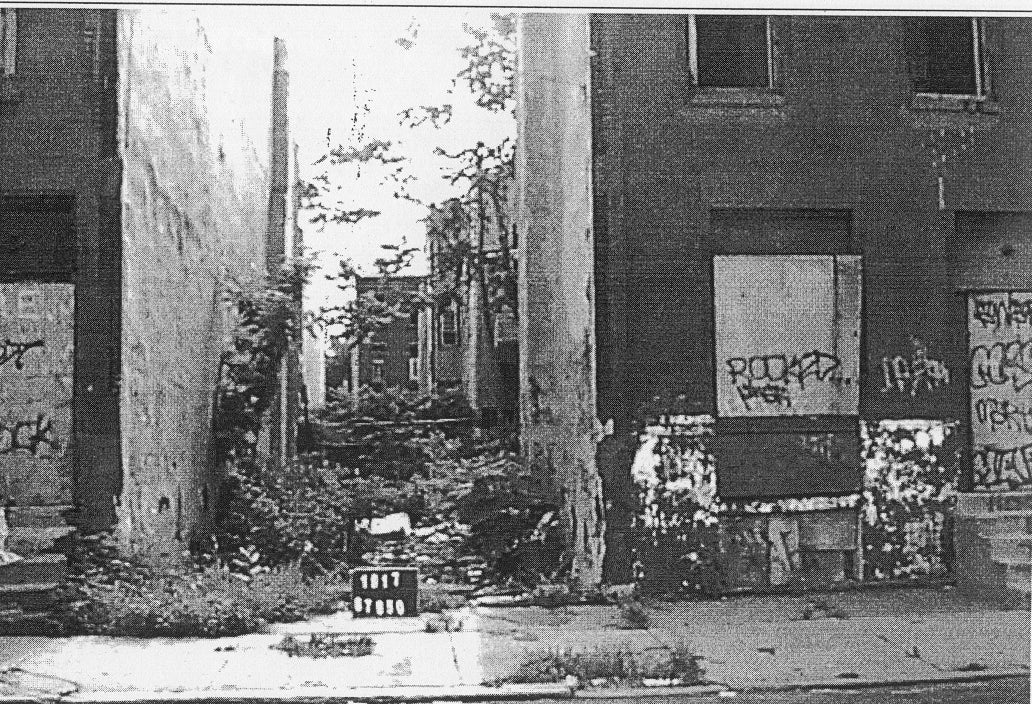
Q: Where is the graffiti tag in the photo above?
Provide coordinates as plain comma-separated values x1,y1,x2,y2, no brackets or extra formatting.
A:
726,351,844,410
880,340,950,397
0,339,44,371
0,414,62,458
974,398,1032,435
969,340,1032,392
972,294,1032,330
972,443,1032,491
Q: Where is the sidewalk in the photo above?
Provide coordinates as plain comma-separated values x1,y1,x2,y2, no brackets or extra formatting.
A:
0,587,1028,702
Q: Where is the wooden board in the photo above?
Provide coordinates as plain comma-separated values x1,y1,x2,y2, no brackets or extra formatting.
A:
714,255,861,418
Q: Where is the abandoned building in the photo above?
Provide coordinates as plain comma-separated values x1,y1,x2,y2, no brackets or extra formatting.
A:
0,8,298,602
517,14,1032,600
349,275,424,393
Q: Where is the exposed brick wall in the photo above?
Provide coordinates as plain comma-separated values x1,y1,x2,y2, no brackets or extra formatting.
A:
590,15,1032,581
116,10,273,549
592,15,1032,429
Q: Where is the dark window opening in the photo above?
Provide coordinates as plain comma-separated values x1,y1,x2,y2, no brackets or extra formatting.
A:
0,195,76,281
914,18,982,96
692,15,771,89
440,305,458,346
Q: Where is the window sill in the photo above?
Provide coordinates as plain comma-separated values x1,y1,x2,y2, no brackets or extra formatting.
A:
911,92,999,115
687,87,785,109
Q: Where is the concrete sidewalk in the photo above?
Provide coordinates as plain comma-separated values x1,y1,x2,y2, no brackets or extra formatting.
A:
0,587,1027,702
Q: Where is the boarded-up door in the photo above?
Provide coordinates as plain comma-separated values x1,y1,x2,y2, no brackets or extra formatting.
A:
0,284,75,506
968,291,1032,491
714,255,862,417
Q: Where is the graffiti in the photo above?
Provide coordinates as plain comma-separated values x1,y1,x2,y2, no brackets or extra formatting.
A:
800,434,841,463
879,339,950,397
972,443,1032,491
0,414,62,458
969,340,1032,392
726,351,843,410
971,293,1032,330
0,339,44,371
974,398,1032,435
735,381,793,409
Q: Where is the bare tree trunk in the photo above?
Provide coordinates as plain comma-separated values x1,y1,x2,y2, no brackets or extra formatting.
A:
515,13,605,591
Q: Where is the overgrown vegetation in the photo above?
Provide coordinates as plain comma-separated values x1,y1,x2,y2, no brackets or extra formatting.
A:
494,644,704,687
50,533,344,637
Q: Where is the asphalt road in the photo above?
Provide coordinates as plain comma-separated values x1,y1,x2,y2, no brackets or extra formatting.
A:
503,677,1030,704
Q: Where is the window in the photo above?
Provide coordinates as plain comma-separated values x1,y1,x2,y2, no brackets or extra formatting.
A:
0,9,15,77
914,17,986,96
408,357,419,382
372,360,385,383
689,15,772,89
0,196,76,282
440,304,458,346
409,306,419,328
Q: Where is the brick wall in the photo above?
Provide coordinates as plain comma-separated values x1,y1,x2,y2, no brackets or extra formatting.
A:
0,9,120,539
590,15,1032,579
116,9,274,549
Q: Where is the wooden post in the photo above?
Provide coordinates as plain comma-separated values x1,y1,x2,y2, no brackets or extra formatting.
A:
515,13,605,590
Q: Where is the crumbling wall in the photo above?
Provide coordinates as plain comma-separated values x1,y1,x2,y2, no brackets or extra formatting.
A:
517,13,606,589
117,9,273,550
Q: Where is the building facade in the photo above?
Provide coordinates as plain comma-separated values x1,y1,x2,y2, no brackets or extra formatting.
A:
518,13,1032,599
350,275,423,393
422,198,519,427
0,8,293,595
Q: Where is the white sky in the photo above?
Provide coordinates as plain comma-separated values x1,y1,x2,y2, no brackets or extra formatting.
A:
201,7,514,311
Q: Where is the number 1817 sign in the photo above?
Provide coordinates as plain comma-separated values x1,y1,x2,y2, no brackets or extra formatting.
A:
350,567,418,617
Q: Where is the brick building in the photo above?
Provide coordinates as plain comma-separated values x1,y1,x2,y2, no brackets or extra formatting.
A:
350,276,423,392
0,8,296,596
517,14,1032,599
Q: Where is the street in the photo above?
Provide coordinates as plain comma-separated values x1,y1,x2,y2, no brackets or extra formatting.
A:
506,678,1030,704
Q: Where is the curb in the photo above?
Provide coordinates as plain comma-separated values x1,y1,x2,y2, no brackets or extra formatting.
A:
52,685,572,704
4,671,1027,704
722,668,1031,694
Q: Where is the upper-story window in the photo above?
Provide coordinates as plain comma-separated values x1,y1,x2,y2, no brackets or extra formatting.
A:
1,9,16,76
440,304,458,347
914,17,986,97
688,15,773,89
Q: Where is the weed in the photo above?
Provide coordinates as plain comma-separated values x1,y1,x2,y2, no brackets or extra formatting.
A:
618,600,652,630
273,633,375,658
495,643,704,687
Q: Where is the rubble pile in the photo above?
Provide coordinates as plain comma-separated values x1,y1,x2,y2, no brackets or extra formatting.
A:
360,515,488,586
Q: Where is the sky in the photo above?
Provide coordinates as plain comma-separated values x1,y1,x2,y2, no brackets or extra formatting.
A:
206,7,514,312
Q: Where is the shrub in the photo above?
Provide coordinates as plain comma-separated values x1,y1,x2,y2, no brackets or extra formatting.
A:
213,455,424,574
54,534,345,637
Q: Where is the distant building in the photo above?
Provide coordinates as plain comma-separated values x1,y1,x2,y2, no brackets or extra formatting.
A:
422,196,518,427
350,275,423,392
0,8,296,596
